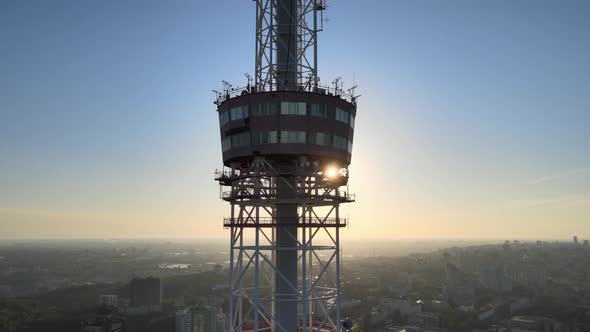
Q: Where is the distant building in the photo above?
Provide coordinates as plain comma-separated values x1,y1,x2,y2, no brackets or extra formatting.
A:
479,265,512,293
176,309,192,332
370,297,421,325
369,305,390,325
81,316,125,332
573,236,578,244
341,299,362,310
477,304,495,321
390,298,421,318
117,298,130,310
584,240,589,247
407,312,441,329
128,277,162,314
509,264,546,288
508,298,531,315
176,305,227,332
99,295,118,308
444,263,475,306
420,300,449,313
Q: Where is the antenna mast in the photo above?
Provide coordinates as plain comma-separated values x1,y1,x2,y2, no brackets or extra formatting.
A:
255,0,325,92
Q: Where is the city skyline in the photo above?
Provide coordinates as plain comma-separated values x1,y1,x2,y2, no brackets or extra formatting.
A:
1,0,589,240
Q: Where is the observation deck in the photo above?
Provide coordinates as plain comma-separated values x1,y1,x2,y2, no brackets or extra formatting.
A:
216,90,356,167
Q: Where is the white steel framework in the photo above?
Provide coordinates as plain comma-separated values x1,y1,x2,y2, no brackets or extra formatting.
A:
215,158,353,332
255,0,325,92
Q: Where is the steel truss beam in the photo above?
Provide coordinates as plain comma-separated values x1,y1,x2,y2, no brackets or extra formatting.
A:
217,157,351,332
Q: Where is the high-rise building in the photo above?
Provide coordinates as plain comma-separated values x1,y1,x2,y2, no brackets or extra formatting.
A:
128,277,162,313
176,305,227,332
98,295,118,308
479,265,512,293
444,263,475,306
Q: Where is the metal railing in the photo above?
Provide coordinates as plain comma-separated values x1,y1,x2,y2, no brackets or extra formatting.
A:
213,83,358,107
223,217,347,228
221,190,355,201
215,168,349,180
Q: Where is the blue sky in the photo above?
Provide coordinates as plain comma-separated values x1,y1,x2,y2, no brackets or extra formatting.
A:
1,0,589,239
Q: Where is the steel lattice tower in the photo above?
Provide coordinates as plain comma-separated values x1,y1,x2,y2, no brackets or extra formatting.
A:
214,1,358,331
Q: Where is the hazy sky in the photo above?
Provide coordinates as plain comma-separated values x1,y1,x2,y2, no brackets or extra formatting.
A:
1,0,589,240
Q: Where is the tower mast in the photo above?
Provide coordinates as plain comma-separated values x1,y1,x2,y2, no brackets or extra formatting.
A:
215,1,357,331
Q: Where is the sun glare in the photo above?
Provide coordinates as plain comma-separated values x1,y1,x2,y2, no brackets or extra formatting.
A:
324,166,338,179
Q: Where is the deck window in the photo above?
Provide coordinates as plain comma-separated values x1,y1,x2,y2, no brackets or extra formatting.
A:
253,103,276,117
335,107,349,124
280,130,306,144
333,135,348,150
280,102,306,116
310,132,331,146
311,104,328,118
230,132,250,148
221,137,231,151
230,105,249,120
253,130,278,144
219,111,229,126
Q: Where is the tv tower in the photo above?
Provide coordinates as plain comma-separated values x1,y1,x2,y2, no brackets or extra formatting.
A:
214,1,358,331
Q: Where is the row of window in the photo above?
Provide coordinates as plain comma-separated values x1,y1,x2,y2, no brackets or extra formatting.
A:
230,105,248,121
253,103,276,117
219,112,229,126
221,130,353,153
222,131,251,151
219,102,355,128
311,104,328,118
281,102,307,116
